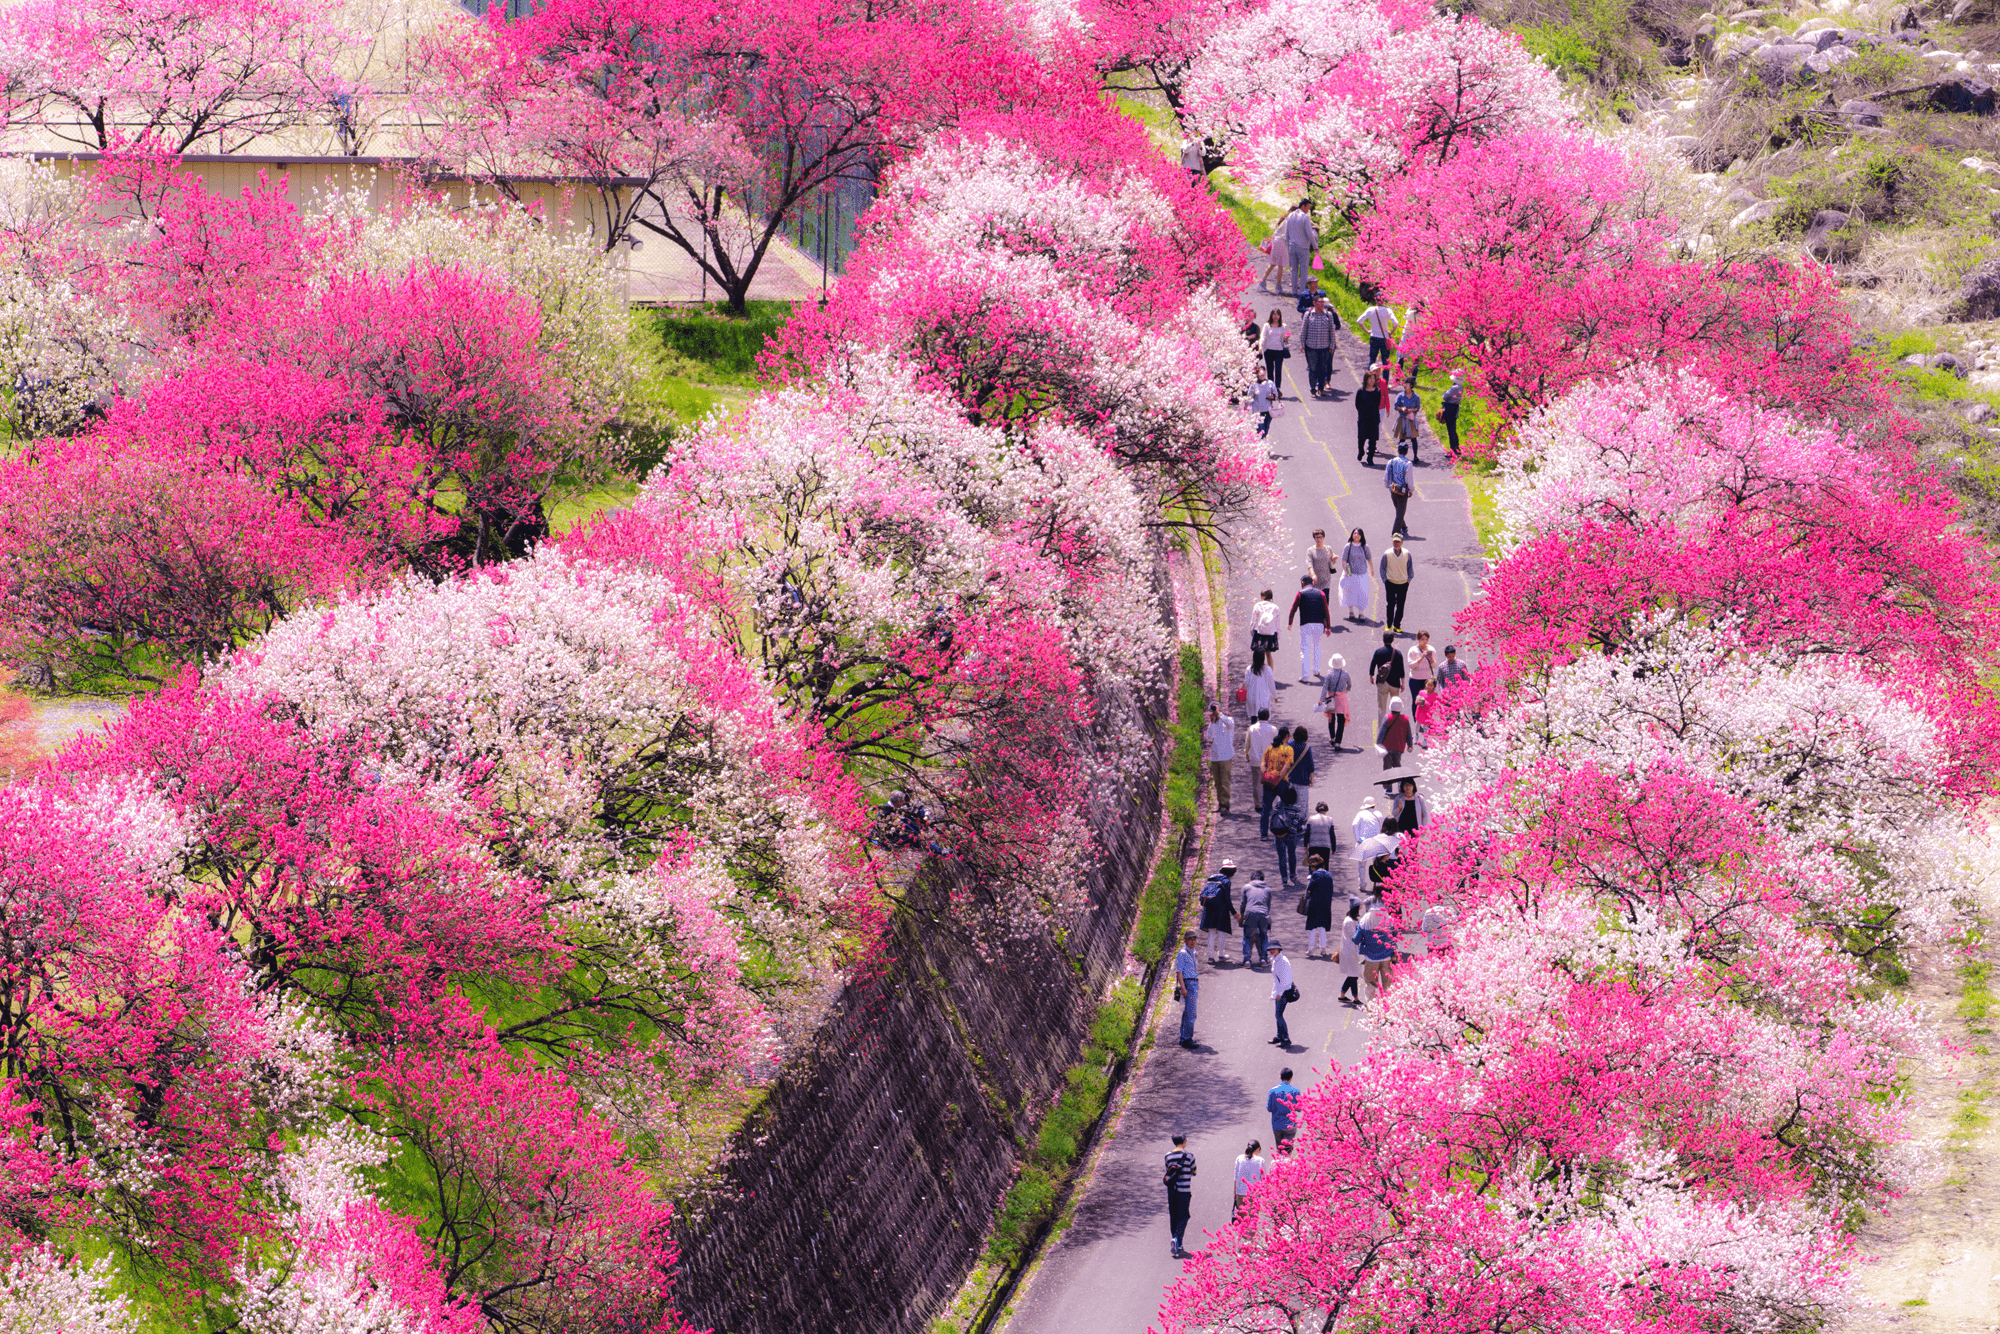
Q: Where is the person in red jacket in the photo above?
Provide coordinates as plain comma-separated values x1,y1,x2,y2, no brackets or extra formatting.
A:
1376,696,1413,771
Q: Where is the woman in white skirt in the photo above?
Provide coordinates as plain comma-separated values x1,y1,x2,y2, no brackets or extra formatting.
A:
1338,527,1372,622
1337,901,1364,1007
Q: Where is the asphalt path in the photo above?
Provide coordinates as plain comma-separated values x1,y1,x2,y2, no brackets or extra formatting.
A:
1000,281,1487,1334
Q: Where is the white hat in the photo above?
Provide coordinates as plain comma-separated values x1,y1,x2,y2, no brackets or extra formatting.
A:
1361,797,1377,809
1390,697,1405,710
1330,654,1345,666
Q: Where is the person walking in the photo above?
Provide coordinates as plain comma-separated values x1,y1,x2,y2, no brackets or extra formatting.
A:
1173,931,1200,1047
1301,295,1340,397
1267,1068,1302,1154
1269,942,1295,1047
1199,859,1237,961
1281,200,1318,296
1260,308,1291,395
1287,575,1331,682
1354,370,1382,465
1337,902,1364,1006
1286,724,1315,798
1163,1134,1197,1257
1256,227,1283,293
1317,656,1352,749
1354,824,1400,898
1392,380,1422,464
1352,795,1383,850
1358,905,1395,997
1338,528,1371,622
1243,649,1277,719
1270,787,1304,886
1302,855,1337,957
1368,632,1404,722
1383,445,1415,541
1257,726,1293,839
1180,139,1205,183
1305,801,1338,868
1245,710,1277,784
1239,873,1273,966
1304,528,1335,593
1440,372,1464,457
1232,1141,1265,1222
1249,589,1280,657
1405,630,1439,719
1379,536,1414,632
1203,704,1236,816
1358,301,1400,367
1377,696,1413,771
1248,370,1278,439
1388,777,1427,834
1435,643,1471,691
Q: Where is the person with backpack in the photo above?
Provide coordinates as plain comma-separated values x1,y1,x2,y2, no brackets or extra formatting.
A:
1357,905,1396,997
1163,1133,1197,1257
1257,728,1294,840
1337,901,1365,1006
1199,859,1238,962
1305,801,1338,869
1383,445,1415,540
1368,632,1405,723
1238,873,1274,967
1270,786,1306,886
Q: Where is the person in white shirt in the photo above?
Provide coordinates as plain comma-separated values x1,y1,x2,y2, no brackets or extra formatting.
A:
1243,651,1278,717
1351,796,1383,848
1405,630,1438,742
1203,705,1236,816
1268,942,1295,1046
1180,140,1205,181
1248,374,1278,438
1260,308,1291,398
1245,712,1278,781
1232,1140,1266,1221
1249,589,1281,656
1358,301,1401,367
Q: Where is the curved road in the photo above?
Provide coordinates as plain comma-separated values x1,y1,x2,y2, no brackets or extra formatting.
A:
999,280,1488,1334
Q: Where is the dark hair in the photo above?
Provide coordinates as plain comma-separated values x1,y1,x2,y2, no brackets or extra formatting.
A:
1172,1133,1188,1145
1245,1139,1262,1156
1308,853,1325,868
1382,633,1396,647
1396,442,1409,456
1251,649,1268,674
1261,588,1274,600
1316,802,1329,812
1257,708,1270,720
1347,902,1362,920
1349,527,1366,546
1292,725,1308,744
1280,1068,1294,1081
1299,574,1312,586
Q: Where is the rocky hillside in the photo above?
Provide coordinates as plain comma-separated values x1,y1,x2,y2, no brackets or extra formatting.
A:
1473,0,2000,532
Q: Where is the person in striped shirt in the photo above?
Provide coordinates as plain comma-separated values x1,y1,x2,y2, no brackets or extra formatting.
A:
1163,1134,1197,1258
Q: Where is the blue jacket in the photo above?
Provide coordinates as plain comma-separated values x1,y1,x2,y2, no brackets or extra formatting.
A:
1267,1081,1301,1132
1384,456,1413,492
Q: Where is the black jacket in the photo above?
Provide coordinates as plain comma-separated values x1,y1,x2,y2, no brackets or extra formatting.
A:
1369,646,1405,687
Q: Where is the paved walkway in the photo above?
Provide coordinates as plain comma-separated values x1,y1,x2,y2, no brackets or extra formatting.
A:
1000,284,1487,1334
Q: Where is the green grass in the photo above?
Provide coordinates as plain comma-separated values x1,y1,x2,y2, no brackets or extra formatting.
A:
641,301,794,384
979,977,1147,1269
1132,644,1207,964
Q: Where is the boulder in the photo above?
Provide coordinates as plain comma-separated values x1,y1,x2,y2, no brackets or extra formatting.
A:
1730,198,1784,229
1794,16,1835,36
1838,98,1885,124
1952,258,2000,321
1952,0,1978,19
1664,134,1701,154
1803,209,1860,262
1935,352,1969,377
1807,46,1858,72
1965,155,1998,173
1964,401,1995,423
1804,26,1848,49
1930,78,1998,113
1752,41,1819,80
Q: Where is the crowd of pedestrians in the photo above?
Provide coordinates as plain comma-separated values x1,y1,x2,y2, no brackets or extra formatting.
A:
1165,267,1472,1261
